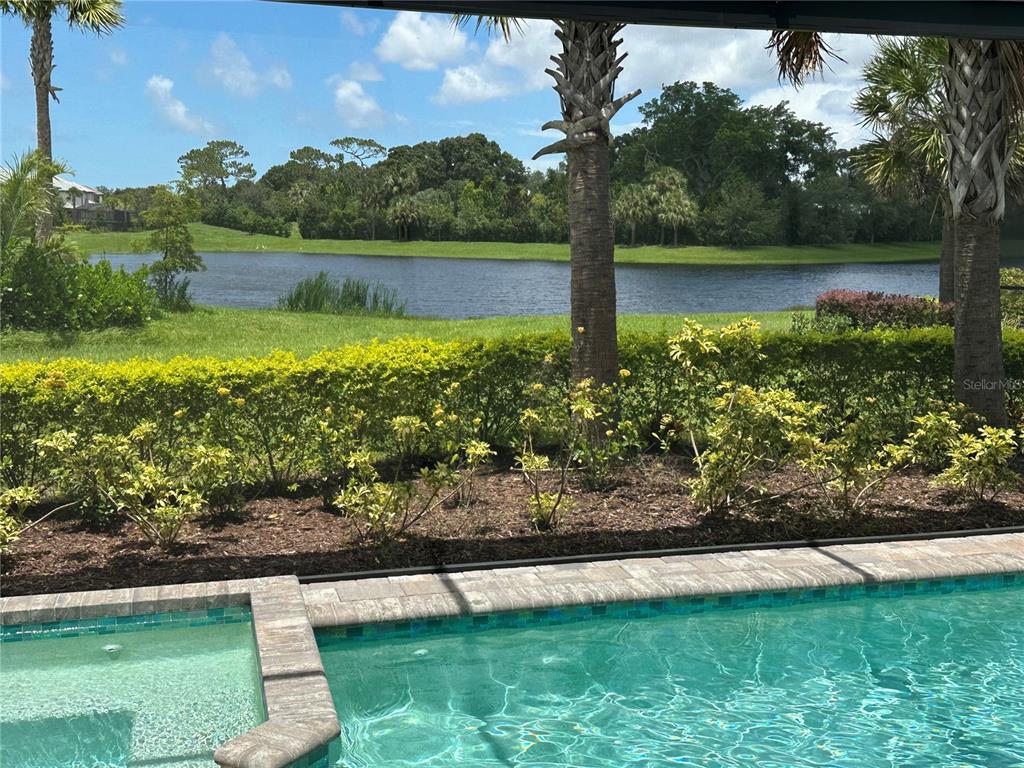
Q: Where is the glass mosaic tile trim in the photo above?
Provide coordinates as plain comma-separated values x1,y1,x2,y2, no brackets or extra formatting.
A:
316,571,1021,648
1,605,252,643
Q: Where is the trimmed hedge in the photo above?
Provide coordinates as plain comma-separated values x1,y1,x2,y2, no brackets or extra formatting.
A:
4,329,1023,490
816,289,953,329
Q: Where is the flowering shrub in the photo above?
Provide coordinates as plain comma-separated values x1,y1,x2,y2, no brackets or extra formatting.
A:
815,290,953,330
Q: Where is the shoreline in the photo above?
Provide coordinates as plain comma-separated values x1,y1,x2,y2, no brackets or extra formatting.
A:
69,223,947,267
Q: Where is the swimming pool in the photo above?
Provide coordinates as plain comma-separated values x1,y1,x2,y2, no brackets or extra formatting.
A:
318,577,1024,767
1,608,264,768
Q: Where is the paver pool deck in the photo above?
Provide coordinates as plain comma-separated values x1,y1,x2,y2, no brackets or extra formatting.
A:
2,531,1022,768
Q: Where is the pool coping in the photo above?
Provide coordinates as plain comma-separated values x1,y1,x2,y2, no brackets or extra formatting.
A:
0,576,340,768
300,531,1024,629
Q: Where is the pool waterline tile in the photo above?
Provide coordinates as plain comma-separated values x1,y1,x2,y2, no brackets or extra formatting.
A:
0,605,254,642
315,571,1023,647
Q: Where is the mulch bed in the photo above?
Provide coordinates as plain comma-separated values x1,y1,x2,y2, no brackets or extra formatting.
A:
4,458,1024,596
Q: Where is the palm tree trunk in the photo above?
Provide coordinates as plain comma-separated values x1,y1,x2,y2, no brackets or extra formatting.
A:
953,217,1006,424
568,140,618,385
673,225,679,247
531,20,639,386
30,14,55,242
630,221,636,246
944,38,1011,426
939,212,954,304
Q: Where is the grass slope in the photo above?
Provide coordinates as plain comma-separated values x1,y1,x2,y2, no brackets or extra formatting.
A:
71,223,942,266
0,307,800,363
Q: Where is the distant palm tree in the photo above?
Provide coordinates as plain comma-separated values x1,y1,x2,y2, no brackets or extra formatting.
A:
456,15,638,384
771,30,1024,426
612,183,651,246
1,0,124,240
647,167,697,247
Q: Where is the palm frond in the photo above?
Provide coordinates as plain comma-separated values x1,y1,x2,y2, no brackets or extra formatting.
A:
0,151,68,256
451,13,522,42
64,0,124,34
767,30,844,87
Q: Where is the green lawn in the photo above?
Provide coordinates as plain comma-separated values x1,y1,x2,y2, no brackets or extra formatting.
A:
0,307,801,363
70,223,943,266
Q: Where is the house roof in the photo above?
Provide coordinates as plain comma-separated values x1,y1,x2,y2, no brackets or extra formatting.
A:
52,176,101,195
289,0,1024,38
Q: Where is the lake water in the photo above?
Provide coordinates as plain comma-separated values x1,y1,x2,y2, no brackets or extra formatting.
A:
96,249,1024,318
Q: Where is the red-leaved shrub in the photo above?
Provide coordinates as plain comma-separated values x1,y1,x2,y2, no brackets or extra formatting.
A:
816,290,953,329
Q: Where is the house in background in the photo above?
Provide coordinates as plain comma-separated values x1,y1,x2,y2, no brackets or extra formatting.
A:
53,176,132,230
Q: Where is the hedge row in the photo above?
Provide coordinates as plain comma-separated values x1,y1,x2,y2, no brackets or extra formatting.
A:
4,328,1023,490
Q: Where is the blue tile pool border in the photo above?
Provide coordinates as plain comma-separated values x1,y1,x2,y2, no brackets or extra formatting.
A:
315,570,1022,648
0,605,253,643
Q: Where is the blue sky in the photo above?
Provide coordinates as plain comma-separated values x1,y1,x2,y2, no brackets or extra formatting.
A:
1,0,876,189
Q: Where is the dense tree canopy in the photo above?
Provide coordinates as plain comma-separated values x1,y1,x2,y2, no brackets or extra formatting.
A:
108,80,954,248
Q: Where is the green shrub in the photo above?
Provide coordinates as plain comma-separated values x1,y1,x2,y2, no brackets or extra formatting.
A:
0,241,154,331
0,485,38,552
936,427,1019,503
5,328,1024,513
799,405,898,513
277,272,405,317
688,386,821,514
335,414,489,541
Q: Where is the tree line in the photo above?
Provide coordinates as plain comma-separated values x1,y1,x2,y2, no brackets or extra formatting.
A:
105,81,948,249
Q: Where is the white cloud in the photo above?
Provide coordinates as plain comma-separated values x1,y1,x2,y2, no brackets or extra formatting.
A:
435,66,513,105
145,75,215,135
340,9,376,37
329,76,389,128
0,72,9,91
348,61,383,82
267,64,293,90
109,48,128,66
376,12,467,71
210,33,259,97
209,33,292,97
434,19,555,105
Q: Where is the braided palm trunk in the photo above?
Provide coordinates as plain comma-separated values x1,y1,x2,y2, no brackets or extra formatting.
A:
943,39,1011,426
30,13,55,241
534,21,639,385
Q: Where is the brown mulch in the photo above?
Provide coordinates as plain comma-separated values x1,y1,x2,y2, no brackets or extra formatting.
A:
3,458,1023,596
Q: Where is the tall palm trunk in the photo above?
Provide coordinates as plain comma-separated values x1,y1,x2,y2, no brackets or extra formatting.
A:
30,14,55,242
939,208,954,304
943,39,1010,426
567,140,617,383
533,21,638,385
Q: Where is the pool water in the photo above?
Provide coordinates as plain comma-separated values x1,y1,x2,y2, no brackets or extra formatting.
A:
0,620,263,768
319,583,1024,767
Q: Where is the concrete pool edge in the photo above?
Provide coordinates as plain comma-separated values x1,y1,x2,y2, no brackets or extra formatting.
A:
0,576,340,768
300,532,1024,629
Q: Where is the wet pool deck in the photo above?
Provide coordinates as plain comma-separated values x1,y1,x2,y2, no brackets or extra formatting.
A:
2,531,1022,768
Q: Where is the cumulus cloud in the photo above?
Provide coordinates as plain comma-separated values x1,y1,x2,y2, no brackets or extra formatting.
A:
340,9,376,37
348,61,383,82
209,33,292,97
145,75,215,135
435,66,514,105
376,12,467,71
109,48,128,66
435,19,554,105
329,76,389,128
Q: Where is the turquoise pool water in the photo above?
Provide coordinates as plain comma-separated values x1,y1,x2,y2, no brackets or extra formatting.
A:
319,580,1024,767
1,615,263,768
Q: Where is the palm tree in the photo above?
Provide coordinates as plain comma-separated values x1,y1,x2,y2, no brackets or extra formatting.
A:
1,0,124,241
771,30,1024,426
647,167,697,247
612,183,651,246
456,16,638,385
853,37,952,302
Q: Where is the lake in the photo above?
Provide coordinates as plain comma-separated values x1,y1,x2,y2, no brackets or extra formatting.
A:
95,250,1024,318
